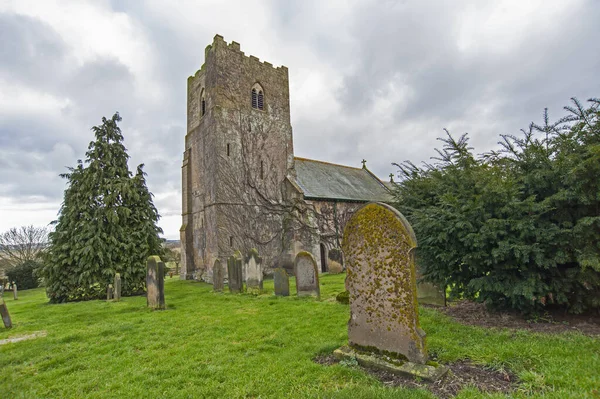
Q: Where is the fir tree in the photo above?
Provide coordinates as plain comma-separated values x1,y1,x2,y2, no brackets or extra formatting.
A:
41,113,163,303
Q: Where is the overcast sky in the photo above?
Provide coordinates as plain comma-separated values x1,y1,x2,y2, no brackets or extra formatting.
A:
1,0,599,239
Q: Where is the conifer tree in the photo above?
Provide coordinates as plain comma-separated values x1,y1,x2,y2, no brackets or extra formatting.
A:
41,113,163,303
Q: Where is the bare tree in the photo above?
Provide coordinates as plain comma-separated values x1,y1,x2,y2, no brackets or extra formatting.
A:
0,226,49,267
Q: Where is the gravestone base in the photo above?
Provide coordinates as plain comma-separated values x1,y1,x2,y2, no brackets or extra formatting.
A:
333,346,448,382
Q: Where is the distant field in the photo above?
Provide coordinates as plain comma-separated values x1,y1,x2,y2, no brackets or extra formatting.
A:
1,275,598,398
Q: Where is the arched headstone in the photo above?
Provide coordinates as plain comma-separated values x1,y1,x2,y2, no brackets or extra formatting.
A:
294,251,320,298
342,202,427,364
114,273,122,301
213,259,224,292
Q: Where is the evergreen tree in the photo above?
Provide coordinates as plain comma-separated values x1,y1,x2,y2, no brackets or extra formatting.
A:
40,113,163,303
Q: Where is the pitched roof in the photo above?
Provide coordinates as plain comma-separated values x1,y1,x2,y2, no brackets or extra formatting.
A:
293,157,393,202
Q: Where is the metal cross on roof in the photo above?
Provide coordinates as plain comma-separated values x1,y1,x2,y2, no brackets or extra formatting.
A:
361,159,367,168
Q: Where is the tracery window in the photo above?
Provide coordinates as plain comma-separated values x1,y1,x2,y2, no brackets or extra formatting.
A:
251,83,264,110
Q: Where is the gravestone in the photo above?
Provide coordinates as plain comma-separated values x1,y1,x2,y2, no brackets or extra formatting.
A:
114,273,122,301
12,283,17,300
106,284,113,301
147,255,165,309
294,251,320,298
0,297,11,328
213,259,224,292
244,248,263,292
227,252,243,294
273,268,290,296
342,202,427,364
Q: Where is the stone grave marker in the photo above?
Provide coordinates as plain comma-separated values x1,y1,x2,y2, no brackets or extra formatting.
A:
227,252,243,294
213,259,224,292
106,284,113,301
0,297,11,328
294,251,320,298
147,255,165,309
245,248,263,292
273,268,290,296
341,202,427,364
114,273,122,301
12,283,17,300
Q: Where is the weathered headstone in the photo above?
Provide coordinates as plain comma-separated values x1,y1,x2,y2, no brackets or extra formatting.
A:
106,284,113,301
245,248,263,292
273,268,290,296
342,202,427,364
227,252,243,294
294,251,320,298
113,273,122,301
417,280,446,307
213,259,224,292
12,282,17,300
0,297,11,328
147,255,165,309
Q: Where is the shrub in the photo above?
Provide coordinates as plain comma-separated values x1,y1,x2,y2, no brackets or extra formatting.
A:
394,98,600,314
6,260,40,290
328,260,343,274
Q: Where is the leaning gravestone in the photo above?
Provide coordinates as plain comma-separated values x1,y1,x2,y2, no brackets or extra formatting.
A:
294,251,320,298
341,202,428,365
147,255,165,309
245,248,263,292
227,252,243,294
0,297,11,328
273,268,290,296
114,273,122,301
213,259,224,292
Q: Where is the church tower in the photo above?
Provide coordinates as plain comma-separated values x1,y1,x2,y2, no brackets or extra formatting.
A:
181,34,295,280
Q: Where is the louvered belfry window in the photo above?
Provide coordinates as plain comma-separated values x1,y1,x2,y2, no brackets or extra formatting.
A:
251,88,258,108
257,91,264,110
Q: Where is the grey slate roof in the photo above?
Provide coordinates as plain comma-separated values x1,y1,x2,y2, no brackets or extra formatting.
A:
293,157,393,202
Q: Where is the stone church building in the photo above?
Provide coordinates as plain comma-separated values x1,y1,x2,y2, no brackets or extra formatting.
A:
180,35,392,281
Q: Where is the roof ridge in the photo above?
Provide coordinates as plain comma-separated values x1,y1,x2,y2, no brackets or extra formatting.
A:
294,156,363,171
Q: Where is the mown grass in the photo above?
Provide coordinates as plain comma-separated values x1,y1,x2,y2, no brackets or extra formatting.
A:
1,274,598,398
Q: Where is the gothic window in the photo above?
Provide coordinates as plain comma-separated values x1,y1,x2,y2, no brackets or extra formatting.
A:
200,88,206,117
251,88,257,108
251,83,264,110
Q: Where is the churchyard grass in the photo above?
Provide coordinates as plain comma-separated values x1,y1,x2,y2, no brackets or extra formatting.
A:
1,274,598,398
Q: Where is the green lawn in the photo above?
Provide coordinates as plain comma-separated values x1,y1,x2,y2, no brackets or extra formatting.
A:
1,274,598,398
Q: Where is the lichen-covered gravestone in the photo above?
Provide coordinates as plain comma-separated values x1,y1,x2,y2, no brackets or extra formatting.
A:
114,273,122,301
245,248,263,292
0,297,11,328
342,202,427,364
227,252,243,294
294,251,320,298
147,255,165,310
106,284,113,301
273,268,290,296
213,259,224,292
12,283,17,300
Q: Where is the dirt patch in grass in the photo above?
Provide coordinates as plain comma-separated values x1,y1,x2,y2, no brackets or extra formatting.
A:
315,355,516,398
439,300,600,336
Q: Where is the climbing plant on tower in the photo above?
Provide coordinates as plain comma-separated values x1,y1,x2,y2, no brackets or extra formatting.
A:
40,113,163,303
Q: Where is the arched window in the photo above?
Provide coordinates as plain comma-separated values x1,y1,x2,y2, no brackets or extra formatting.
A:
251,83,264,110
257,91,264,110
200,88,206,117
251,88,257,108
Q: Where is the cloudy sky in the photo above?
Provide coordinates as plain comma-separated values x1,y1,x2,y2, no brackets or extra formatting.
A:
1,0,599,239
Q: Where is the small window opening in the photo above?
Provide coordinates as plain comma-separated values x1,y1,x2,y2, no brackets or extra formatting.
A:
227,143,230,157
229,236,233,247
258,91,264,110
251,88,257,108
260,160,264,179
201,99,206,116
248,123,252,132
